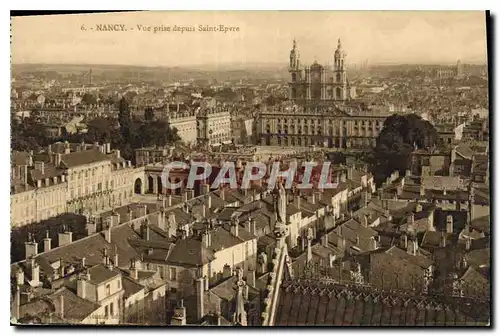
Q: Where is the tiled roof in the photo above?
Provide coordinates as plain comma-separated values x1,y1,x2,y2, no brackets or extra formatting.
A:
274,280,489,326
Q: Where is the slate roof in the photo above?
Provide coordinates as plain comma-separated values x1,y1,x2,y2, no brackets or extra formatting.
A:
421,176,464,191
466,248,490,268
121,276,145,299
209,275,259,302
24,224,141,276
20,287,100,323
29,163,64,183
274,280,490,326
165,238,215,267
384,246,433,269
87,264,120,285
470,215,490,235
60,149,110,168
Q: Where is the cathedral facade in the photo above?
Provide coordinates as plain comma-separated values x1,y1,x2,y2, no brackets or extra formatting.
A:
289,38,351,102
257,39,391,149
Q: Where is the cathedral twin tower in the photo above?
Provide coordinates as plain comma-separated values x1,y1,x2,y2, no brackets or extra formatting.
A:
288,38,351,102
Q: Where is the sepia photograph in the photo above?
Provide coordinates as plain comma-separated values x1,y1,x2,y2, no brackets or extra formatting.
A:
9,10,491,326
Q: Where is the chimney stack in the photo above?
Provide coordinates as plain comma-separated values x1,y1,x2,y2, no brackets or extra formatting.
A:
347,167,353,180
34,161,45,175
130,259,138,279
465,236,472,251
307,235,313,262
16,269,24,286
202,231,211,248
104,222,112,243
440,232,447,248
307,193,316,205
321,234,328,247
207,193,212,209
43,231,52,252
59,295,64,320
25,235,38,259
58,228,73,247
195,276,205,321
295,194,301,208
400,233,408,249
407,239,418,256
203,182,210,194
230,220,239,237
362,215,368,227
446,215,454,234
77,273,88,299
171,300,187,325
222,264,231,279
29,258,40,287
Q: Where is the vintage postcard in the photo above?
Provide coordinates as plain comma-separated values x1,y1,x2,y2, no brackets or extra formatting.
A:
10,11,490,326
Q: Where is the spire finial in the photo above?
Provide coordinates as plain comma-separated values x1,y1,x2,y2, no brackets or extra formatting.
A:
338,38,342,49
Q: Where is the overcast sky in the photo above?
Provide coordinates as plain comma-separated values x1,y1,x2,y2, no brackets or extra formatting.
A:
11,11,488,67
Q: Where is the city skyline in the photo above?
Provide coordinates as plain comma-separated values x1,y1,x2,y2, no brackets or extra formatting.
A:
11,11,488,67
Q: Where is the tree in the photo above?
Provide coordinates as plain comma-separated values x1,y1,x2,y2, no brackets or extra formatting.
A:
144,107,154,122
118,97,132,142
370,114,441,186
81,93,97,106
136,120,180,148
86,117,114,143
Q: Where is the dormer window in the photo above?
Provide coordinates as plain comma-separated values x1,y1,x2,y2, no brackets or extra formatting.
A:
106,283,111,296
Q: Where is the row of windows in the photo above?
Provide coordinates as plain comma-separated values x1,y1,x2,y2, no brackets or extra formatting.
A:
70,165,110,181
272,118,384,127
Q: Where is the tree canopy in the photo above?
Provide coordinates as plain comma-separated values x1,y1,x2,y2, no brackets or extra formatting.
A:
369,113,441,186
144,107,154,121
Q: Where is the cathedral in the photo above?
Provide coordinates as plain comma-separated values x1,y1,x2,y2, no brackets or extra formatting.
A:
257,38,392,149
288,38,352,102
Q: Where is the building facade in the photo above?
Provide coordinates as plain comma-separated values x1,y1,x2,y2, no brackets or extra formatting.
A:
257,39,389,149
165,108,198,146
10,142,140,228
197,107,232,147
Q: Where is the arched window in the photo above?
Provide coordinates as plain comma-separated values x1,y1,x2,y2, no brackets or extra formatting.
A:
336,73,341,83
336,87,342,99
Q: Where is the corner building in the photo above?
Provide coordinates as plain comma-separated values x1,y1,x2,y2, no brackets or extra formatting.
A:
258,39,389,149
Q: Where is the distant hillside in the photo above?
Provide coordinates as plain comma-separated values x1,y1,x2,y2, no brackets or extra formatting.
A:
11,63,290,83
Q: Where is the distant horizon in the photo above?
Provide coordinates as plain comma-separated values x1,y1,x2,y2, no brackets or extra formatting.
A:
11,11,488,67
11,59,487,70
